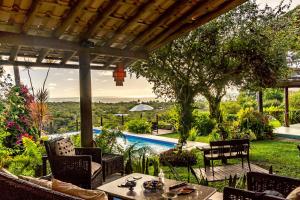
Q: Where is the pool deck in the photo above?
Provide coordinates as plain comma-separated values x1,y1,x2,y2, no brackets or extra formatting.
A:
274,124,300,140
124,132,208,150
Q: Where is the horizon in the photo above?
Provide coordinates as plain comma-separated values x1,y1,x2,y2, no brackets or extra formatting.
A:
3,0,299,99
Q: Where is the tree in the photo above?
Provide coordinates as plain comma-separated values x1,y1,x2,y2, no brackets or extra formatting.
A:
130,1,289,143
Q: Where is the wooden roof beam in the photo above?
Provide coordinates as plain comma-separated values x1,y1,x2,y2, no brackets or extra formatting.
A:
36,48,49,63
9,46,20,61
150,0,247,49
82,0,119,40
104,0,153,47
61,51,76,64
148,0,246,50
0,32,148,60
103,57,118,68
0,60,115,70
54,1,87,38
23,0,40,32
125,0,189,49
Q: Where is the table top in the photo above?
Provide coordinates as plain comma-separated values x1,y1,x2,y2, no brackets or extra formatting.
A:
97,173,216,200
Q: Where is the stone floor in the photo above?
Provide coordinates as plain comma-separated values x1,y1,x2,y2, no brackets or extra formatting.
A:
274,124,300,140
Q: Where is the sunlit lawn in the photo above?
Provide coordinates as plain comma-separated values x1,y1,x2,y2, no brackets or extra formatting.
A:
159,133,300,191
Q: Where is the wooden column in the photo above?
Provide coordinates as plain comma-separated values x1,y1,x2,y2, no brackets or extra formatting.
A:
13,65,21,86
257,91,263,113
284,87,289,127
79,49,93,147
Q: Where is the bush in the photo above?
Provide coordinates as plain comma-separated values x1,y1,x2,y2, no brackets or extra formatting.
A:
159,149,197,166
221,101,241,115
188,127,197,141
192,111,215,136
234,108,274,140
209,123,229,141
125,118,151,134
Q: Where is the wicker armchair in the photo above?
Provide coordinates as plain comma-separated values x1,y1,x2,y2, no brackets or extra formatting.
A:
223,172,300,200
0,171,82,200
45,137,103,189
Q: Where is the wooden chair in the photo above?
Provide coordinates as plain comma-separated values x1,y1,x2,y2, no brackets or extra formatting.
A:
44,137,103,189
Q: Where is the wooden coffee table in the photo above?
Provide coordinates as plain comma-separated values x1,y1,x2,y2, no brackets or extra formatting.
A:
97,173,216,200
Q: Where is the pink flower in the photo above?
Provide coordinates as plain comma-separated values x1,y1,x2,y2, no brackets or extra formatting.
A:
20,86,28,95
6,121,15,129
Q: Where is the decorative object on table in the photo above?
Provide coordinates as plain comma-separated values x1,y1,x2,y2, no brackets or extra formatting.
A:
158,168,165,184
162,191,178,199
143,180,164,192
118,178,137,191
172,185,196,195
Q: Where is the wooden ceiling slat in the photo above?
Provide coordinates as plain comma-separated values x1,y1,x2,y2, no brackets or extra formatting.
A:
0,32,148,60
9,46,20,61
23,0,40,32
54,1,87,38
125,0,189,49
104,0,153,47
150,0,247,50
145,0,229,49
61,51,76,64
36,48,49,63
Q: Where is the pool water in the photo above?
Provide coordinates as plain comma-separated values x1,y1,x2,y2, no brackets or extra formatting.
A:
93,129,175,153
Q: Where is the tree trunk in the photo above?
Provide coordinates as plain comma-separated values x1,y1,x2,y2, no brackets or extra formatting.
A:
208,97,223,123
177,86,194,146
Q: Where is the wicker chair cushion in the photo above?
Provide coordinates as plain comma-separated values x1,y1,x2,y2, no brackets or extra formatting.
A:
263,190,284,198
0,168,18,179
91,162,102,175
286,187,300,200
52,178,108,200
19,175,52,189
55,138,75,156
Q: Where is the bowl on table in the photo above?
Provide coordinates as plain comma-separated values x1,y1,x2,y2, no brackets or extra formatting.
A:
143,180,164,192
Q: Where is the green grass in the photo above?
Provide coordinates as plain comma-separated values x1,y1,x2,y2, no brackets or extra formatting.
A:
159,133,300,191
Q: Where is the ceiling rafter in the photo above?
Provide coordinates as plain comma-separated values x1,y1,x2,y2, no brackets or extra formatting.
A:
82,0,119,40
9,46,20,61
150,0,247,50
125,0,190,50
104,0,153,47
54,1,87,38
61,51,76,64
146,0,236,49
36,48,49,63
23,0,40,33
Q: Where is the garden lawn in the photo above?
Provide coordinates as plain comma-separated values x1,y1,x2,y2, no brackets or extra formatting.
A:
160,133,300,191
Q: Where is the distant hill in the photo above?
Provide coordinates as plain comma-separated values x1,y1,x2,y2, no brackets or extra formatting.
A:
49,96,162,103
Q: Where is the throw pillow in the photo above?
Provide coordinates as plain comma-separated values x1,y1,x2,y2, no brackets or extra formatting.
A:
91,162,102,175
19,175,52,189
286,187,300,200
52,178,108,200
55,138,75,156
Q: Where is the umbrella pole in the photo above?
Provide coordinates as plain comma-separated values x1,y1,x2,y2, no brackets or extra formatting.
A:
140,113,143,119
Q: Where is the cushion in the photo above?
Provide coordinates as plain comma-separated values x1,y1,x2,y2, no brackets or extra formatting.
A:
263,190,284,198
0,168,18,179
286,187,300,200
55,138,75,156
19,175,52,189
91,162,102,175
52,178,108,200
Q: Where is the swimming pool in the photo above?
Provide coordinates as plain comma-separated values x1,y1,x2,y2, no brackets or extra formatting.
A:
93,129,176,153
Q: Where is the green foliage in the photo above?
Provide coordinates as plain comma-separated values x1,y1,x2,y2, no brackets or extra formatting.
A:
188,127,197,141
237,91,257,109
94,129,124,154
192,111,215,136
70,134,81,147
0,130,13,168
159,149,197,167
209,123,229,141
8,137,44,177
125,118,151,134
159,105,179,131
234,108,274,140
221,101,241,115
290,91,300,109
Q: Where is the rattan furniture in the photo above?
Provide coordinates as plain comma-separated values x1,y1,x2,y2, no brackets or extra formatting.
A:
102,153,124,182
0,171,82,200
203,139,251,176
223,172,300,200
44,137,103,189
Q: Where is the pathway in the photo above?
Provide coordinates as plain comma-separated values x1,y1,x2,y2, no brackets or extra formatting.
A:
274,124,300,140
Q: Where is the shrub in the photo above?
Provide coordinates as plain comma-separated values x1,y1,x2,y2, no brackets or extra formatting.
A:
159,149,197,166
159,105,180,131
221,101,241,115
234,108,274,140
188,127,197,141
94,129,124,154
125,118,151,134
231,129,257,141
192,111,215,136
209,123,229,141
208,130,221,142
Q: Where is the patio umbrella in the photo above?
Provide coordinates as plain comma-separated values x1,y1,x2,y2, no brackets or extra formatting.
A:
129,104,154,118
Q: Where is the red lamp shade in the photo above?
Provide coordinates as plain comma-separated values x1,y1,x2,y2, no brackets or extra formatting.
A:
113,63,126,86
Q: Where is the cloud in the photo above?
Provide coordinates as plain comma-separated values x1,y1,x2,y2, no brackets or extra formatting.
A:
96,71,112,76
48,87,55,90
48,83,57,86
67,78,75,81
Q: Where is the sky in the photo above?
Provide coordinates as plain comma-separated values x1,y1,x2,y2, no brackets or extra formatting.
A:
3,0,300,99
